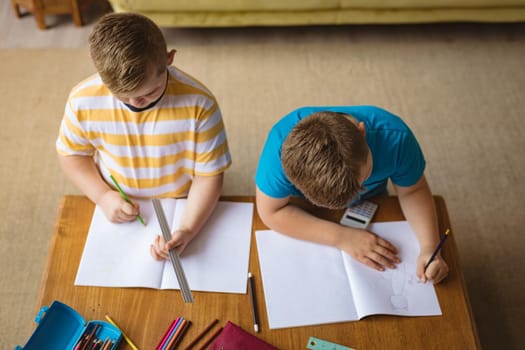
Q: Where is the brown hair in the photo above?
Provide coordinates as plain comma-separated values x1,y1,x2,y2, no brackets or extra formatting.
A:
88,13,168,94
281,111,369,208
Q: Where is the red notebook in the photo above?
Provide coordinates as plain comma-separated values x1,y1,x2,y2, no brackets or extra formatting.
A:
209,321,279,350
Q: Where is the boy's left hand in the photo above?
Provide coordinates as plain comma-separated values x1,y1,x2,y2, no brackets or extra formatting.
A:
149,229,193,261
417,253,449,284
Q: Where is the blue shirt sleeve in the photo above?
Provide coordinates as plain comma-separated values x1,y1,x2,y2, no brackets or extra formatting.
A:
255,124,297,198
389,128,426,187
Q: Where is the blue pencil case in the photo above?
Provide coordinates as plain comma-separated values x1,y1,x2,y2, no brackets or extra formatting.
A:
16,300,122,350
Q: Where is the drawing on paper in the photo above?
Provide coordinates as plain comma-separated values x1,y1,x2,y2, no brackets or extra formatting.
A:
383,262,416,311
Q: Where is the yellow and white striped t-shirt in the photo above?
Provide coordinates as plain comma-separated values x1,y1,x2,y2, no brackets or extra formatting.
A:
56,66,231,198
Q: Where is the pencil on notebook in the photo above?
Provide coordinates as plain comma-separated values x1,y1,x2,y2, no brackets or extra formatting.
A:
109,174,146,225
424,229,450,270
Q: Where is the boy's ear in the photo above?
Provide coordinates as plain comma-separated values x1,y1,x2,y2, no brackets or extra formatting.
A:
358,121,366,137
167,49,176,65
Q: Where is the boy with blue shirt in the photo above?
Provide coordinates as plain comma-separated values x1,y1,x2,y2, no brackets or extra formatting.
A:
255,106,448,284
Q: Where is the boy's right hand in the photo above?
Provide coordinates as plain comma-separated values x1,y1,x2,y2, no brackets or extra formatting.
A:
339,227,400,271
98,191,139,223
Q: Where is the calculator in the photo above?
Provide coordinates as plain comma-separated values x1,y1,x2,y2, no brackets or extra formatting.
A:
339,200,378,229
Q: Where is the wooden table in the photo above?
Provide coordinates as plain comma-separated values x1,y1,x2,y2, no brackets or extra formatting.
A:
33,195,480,349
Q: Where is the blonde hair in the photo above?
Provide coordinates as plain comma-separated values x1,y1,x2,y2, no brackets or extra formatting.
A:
282,111,369,208
88,13,167,94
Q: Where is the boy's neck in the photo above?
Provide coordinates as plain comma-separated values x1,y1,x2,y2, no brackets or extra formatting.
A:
124,70,169,112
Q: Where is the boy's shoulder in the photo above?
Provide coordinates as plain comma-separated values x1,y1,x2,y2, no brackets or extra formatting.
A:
270,105,362,137
318,105,408,131
281,105,395,120
268,106,410,147
69,73,108,98
167,66,214,98
274,105,399,129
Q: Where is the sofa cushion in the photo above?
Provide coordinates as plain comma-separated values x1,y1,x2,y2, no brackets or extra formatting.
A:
108,0,525,26
114,0,341,12
113,0,525,12
340,0,525,8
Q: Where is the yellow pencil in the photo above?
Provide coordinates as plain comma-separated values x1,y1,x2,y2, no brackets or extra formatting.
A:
104,314,139,350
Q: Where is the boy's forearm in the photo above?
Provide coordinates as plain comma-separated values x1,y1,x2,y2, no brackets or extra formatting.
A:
178,173,223,237
395,176,440,251
256,189,345,248
58,154,111,204
268,205,345,247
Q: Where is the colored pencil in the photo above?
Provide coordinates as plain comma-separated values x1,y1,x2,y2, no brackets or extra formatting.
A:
161,318,183,350
109,174,146,225
184,319,219,350
169,320,191,350
156,319,179,350
196,327,223,350
165,318,188,349
104,314,139,350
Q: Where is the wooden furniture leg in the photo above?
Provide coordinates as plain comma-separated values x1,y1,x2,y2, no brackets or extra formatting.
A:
11,0,22,18
71,0,83,27
11,0,47,29
33,0,47,30
11,0,100,30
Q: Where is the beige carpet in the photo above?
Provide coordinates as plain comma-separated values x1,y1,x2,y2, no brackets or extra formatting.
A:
1,24,524,349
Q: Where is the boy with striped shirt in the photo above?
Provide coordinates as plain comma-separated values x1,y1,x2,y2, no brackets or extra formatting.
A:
56,13,231,260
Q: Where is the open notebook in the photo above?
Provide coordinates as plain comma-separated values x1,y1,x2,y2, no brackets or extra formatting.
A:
75,199,253,294
256,221,442,329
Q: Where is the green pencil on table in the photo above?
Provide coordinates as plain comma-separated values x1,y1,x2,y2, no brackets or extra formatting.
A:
109,174,146,226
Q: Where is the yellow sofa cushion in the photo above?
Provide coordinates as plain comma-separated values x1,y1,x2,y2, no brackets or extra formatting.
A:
112,0,341,12
108,0,525,26
113,0,525,11
340,0,525,8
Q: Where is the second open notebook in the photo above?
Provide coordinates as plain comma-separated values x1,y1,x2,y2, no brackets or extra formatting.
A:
256,221,442,329
75,199,254,294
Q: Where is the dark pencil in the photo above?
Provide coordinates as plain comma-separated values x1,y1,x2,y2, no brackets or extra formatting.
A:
184,319,219,350
248,272,260,332
424,229,450,270
196,327,223,350
80,324,99,350
169,319,192,350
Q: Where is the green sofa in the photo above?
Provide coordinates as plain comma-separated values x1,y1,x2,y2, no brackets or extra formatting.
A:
108,0,525,27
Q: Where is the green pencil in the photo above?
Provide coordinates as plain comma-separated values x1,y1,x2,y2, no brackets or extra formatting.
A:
109,174,146,225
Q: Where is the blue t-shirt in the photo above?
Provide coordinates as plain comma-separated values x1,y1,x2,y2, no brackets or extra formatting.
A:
255,106,426,201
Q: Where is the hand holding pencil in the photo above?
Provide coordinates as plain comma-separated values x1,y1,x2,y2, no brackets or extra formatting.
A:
99,175,146,225
417,229,450,284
